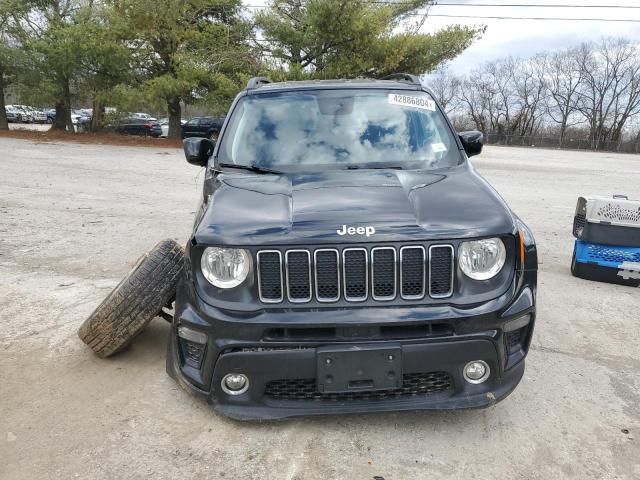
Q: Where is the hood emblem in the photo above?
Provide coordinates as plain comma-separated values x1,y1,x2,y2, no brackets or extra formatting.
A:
337,225,376,237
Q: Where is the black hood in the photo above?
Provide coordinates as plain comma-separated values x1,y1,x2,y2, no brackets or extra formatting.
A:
194,163,516,246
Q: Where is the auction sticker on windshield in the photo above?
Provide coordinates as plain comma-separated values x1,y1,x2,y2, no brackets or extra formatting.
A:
388,94,436,111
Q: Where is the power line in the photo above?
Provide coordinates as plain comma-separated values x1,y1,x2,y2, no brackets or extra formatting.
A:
371,1,640,7
245,1,640,8
408,13,640,21
244,4,640,21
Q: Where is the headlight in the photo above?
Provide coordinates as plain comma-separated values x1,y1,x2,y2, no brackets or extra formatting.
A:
201,247,251,288
459,238,506,280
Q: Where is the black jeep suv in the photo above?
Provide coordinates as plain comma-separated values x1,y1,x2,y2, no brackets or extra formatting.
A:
169,75,538,420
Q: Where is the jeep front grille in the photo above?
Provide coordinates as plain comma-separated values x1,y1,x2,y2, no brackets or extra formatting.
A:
256,244,454,304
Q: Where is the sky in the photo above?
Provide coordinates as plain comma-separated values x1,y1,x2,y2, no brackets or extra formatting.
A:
420,0,640,73
244,0,640,74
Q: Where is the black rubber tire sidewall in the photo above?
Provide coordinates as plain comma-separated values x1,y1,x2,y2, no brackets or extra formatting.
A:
78,239,184,357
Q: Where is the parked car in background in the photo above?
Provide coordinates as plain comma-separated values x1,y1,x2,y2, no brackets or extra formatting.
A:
15,105,35,123
45,109,56,123
132,112,157,122
159,117,188,137
181,116,225,141
32,110,48,124
72,113,92,132
5,106,21,123
114,117,162,137
6,105,31,123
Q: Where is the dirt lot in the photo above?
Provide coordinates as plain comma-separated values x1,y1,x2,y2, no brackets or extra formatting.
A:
3,124,181,148
1,138,639,479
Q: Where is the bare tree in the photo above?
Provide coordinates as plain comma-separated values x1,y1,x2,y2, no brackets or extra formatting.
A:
512,56,545,137
538,48,585,147
458,67,497,134
576,38,640,150
425,66,461,115
448,36,640,152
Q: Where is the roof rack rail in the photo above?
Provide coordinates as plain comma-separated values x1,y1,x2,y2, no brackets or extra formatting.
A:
381,73,422,86
246,76,272,90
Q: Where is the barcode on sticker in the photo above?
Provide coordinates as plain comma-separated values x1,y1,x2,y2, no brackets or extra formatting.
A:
388,94,436,111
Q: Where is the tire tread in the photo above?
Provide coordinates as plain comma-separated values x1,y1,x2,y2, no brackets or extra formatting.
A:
78,239,184,357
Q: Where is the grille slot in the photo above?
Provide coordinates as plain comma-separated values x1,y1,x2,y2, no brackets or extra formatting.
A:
285,250,312,302
257,251,283,303
429,245,454,298
400,246,426,299
314,249,340,302
343,248,368,301
264,372,453,401
371,247,397,300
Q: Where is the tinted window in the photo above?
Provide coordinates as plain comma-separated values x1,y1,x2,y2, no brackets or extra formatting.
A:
218,89,461,170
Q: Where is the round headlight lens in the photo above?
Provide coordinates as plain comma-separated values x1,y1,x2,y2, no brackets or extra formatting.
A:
459,238,506,280
201,247,250,288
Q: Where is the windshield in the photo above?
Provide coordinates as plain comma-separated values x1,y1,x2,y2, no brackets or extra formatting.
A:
217,89,462,171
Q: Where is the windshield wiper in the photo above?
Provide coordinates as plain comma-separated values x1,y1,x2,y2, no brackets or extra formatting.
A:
218,163,282,174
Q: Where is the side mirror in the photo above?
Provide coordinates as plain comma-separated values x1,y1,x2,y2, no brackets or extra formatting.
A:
459,131,483,157
183,137,214,167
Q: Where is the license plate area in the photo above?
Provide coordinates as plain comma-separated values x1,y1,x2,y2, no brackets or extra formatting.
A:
317,344,402,393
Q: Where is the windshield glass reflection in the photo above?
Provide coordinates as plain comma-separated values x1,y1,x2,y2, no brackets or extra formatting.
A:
219,89,461,170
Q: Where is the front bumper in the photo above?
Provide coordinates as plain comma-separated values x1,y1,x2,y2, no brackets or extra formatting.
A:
167,270,536,420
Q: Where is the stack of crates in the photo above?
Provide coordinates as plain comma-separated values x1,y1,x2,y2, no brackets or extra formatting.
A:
571,195,640,287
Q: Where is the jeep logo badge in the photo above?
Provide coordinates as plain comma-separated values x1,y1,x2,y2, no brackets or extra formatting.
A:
337,225,376,237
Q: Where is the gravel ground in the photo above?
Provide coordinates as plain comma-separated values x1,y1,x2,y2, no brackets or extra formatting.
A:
1,138,639,480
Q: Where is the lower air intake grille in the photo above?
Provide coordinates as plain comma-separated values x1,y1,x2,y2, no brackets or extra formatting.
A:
264,372,453,401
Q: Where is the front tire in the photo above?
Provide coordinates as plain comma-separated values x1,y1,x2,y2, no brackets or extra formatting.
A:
78,239,184,358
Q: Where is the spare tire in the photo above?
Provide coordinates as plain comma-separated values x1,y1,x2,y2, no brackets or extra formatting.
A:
78,239,184,358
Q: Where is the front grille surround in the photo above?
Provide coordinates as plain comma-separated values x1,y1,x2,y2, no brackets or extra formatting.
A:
256,243,457,305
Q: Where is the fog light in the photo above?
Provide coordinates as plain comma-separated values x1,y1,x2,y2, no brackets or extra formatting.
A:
463,360,490,384
221,373,249,395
